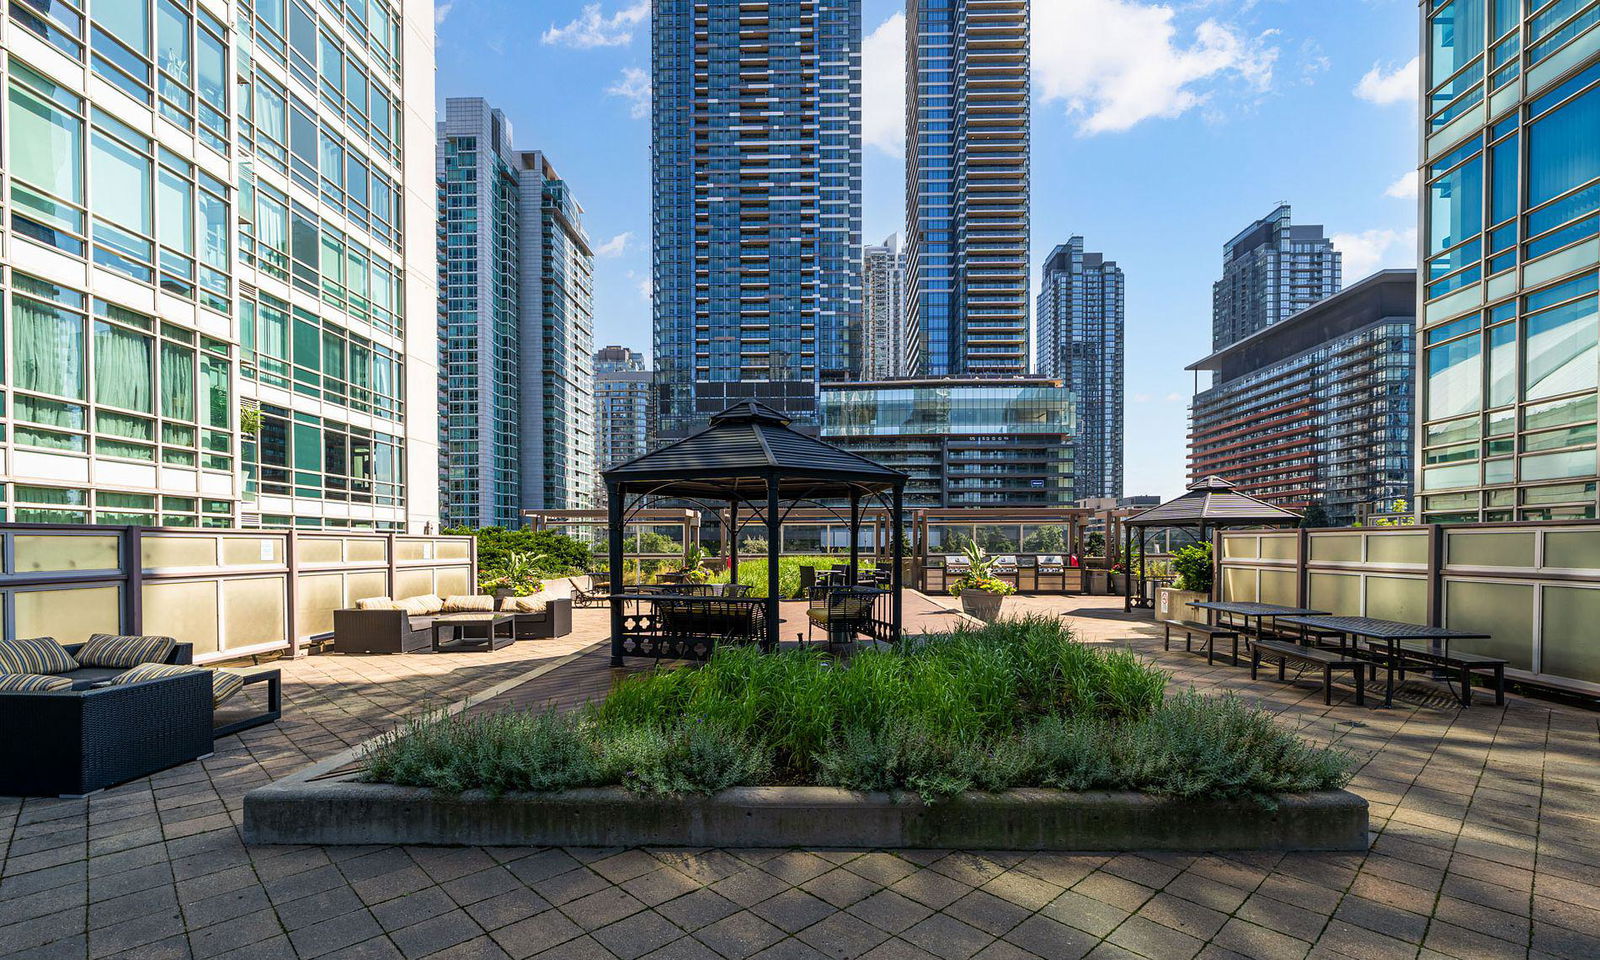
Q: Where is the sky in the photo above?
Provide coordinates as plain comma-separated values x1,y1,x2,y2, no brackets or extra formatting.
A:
434,0,1422,501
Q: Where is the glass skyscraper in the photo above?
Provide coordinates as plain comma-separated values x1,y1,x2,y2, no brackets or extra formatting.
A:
1038,238,1124,500
1417,0,1600,523
650,0,863,438
438,98,596,526
904,0,1030,377
0,0,440,530
863,235,911,379
1212,204,1341,351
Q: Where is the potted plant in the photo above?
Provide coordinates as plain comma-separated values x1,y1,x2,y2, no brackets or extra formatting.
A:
481,551,547,600
676,545,712,584
948,542,1015,620
1155,543,1212,624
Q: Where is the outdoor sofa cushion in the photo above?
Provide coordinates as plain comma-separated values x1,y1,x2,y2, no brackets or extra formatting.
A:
356,596,400,610
501,596,548,614
77,634,178,669
0,636,79,675
442,594,495,613
0,673,73,692
112,663,247,706
400,594,446,615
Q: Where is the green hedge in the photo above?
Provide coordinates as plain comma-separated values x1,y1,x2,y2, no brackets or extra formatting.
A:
705,555,875,598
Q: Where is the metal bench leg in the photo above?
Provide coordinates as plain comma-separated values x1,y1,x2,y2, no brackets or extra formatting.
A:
1206,633,1216,666
1278,657,1286,681
1354,666,1365,706
1495,665,1505,706
1324,666,1333,706
1250,647,1260,680
1164,624,1171,651
1459,663,1473,708
1231,634,1240,667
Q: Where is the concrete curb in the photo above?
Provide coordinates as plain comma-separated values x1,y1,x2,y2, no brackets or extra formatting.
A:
244,782,1367,851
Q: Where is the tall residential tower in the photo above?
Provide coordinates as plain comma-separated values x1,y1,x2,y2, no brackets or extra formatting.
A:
1415,0,1600,523
1212,204,1341,350
904,0,1030,376
594,345,651,471
0,0,440,531
438,98,595,526
1038,238,1124,499
651,0,863,437
863,235,911,379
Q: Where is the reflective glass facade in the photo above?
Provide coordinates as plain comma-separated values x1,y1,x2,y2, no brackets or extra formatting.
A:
862,234,911,379
1417,0,1600,522
820,378,1075,506
904,0,1030,377
0,0,439,530
593,345,650,501
437,99,596,524
1038,238,1124,499
650,0,863,438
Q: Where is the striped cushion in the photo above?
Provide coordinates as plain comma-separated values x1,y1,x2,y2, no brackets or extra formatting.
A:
442,594,495,613
408,594,445,615
112,663,240,706
501,595,547,614
78,634,177,668
0,673,72,692
0,636,78,675
355,596,399,610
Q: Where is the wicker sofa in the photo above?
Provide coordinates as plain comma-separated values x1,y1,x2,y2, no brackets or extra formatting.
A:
0,637,213,796
332,593,573,654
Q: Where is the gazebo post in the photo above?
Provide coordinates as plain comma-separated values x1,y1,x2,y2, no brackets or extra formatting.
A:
1123,521,1133,613
728,498,739,585
765,477,781,652
606,480,625,666
891,481,904,641
848,490,861,585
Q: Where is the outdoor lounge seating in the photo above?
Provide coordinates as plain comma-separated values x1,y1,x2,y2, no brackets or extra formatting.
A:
806,586,878,646
572,574,610,608
333,593,571,653
1251,639,1368,706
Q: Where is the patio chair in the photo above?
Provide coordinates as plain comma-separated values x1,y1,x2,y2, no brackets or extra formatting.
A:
723,583,754,598
806,586,877,647
572,574,611,608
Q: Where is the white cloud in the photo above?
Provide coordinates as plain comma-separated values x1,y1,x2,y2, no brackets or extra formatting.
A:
1331,227,1418,281
606,67,650,119
542,2,647,49
434,2,453,26
1385,170,1419,200
1355,56,1418,106
595,232,633,257
863,13,906,156
1034,0,1278,135
627,269,651,301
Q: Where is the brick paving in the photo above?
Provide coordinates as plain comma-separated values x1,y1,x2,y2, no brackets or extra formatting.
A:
2,594,1598,960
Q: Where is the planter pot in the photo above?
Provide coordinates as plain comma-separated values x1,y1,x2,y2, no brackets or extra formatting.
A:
959,589,1006,621
1156,587,1208,624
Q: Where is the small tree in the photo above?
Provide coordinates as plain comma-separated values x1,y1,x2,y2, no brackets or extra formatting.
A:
1021,525,1066,552
1082,531,1105,557
1170,543,1214,594
1299,502,1330,529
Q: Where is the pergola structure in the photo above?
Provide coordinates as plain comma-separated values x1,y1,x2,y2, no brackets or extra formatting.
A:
1122,476,1302,612
522,508,699,571
602,402,908,663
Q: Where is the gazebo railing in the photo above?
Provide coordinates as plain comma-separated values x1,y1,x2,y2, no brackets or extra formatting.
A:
610,594,770,661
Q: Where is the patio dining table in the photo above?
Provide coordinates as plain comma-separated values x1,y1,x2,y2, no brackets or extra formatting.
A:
1276,615,1494,708
1188,601,1330,647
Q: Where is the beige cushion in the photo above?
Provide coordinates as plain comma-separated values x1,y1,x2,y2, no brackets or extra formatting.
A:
0,672,73,692
79,634,177,668
355,596,399,610
400,594,446,616
113,663,245,706
501,596,548,614
0,636,78,675
442,594,495,613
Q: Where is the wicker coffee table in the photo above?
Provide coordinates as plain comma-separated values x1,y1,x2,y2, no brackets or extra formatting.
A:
431,613,515,652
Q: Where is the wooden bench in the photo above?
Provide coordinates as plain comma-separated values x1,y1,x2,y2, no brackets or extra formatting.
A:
1376,641,1507,707
1251,640,1367,706
1164,620,1242,666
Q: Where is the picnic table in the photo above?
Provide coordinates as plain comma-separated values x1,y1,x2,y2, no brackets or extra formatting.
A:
1277,615,1500,708
1188,601,1330,643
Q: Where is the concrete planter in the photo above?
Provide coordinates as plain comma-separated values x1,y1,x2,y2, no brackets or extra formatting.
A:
243,781,1367,851
1156,587,1208,624
958,589,1006,621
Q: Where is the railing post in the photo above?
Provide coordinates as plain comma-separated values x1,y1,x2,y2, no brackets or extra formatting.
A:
1297,527,1310,608
286,529,303,658
124,526,144,635
1427,522,1444,627
386,532,398,600
608,481,626,666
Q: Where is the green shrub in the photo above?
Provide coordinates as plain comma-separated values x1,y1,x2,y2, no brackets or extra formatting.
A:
706,555,874,598
446,526,593,577
361,615,1354,804
1171,543,1213,593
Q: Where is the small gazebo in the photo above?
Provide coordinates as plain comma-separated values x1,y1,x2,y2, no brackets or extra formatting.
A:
601,401,908,664
1122,476,1302,612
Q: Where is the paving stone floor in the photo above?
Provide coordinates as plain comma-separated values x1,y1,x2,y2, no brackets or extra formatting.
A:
2,594,1597,960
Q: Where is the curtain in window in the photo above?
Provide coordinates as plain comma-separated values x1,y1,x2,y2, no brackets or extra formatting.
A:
8,84,83,202
257,192,289,256
161,341,196,420
255,83,286,141
1528,86,1600,225
199,191,229,268
94,322,153,412
13,296,84,399
202,355,230,428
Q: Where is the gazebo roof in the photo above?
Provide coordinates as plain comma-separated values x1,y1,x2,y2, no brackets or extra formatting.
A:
602,401,905,501
1125,476,1302,527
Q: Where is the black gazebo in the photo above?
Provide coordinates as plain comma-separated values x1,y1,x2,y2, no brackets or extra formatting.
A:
1122,476,1302,612
601,401,908,664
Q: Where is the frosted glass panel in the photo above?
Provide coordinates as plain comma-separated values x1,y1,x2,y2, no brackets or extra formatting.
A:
395,539,432,561
438,540,471,560
1364,576,1427,623
1309,534,1363,563
436,568,471,597
15,534,120,572
394,569,433,598
1309,573,1362,615
222,576,287,648
143,581,220,654
299,537,344,564
1544,531,1600,570
1444,579,1534,669
1221,536,1257,560
1259,569,1297,605
14,585,120,641
296,573,343,639
1542,586,1600,682
142,535,217,569
1260,536,1299,561
1223,568,1257,602
1448,531,1536,567
1367,533,1429,566
347,538,387,562
221,536,283,566
345,572,387,606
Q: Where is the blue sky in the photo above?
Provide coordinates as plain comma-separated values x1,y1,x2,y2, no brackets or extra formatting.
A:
435,0,1421,500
